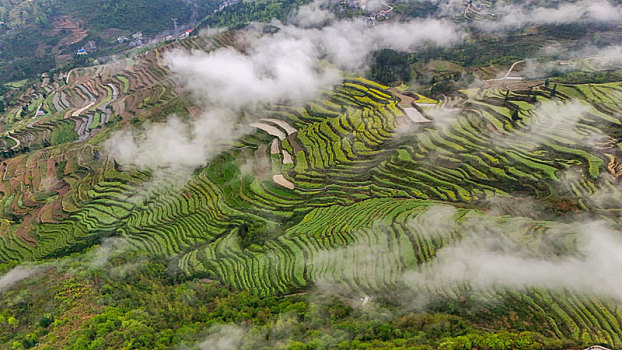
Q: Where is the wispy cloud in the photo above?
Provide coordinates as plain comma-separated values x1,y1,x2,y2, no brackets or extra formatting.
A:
478,0,622,31
197,324,247,350
404,218,622,302
0,265,45,292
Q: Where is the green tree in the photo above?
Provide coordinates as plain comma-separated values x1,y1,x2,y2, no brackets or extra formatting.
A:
368,49,412,85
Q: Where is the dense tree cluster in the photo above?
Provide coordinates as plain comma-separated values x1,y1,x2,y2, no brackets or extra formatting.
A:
197,0,305,29
368,49,412,86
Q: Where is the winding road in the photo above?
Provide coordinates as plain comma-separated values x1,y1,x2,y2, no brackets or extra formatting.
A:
486,60,525,82
6,133,21,150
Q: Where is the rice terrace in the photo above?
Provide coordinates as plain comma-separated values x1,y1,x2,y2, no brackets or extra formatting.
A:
1,0,622,349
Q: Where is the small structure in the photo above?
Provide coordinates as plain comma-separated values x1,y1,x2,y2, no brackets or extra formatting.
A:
76,48,87,55
366,16,376,27
117,36,128,43
375,5,394,20
179,28,194,40
129,39,143,47
36,110,45,117
132,32,143,40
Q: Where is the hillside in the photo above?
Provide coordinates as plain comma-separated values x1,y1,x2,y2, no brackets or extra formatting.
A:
0,0,622,349
0,30,620,348
0,0,219,84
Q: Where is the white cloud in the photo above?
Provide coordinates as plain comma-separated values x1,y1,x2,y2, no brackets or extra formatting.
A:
106,15,461,176
106,111,241,178
404,218,622,302
478,0,622,31
289,1,335,28
165,34,340,108
489,99,592,151
0,265,44,292
198,324,246,350
283,17,461,69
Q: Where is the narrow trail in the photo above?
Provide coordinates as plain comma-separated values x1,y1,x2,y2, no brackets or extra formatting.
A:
6,133,21,150
463,2,471,19
487,60,525,82
65,69,74,85
28,103,44,128
71,102,95,118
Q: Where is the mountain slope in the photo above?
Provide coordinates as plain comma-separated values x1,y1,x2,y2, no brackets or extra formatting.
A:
0,28,622,348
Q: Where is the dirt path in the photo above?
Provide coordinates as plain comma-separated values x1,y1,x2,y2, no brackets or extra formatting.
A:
416,103,438,108
71,102,95,118
6,133,21,150
487,60,525,82
389,89,415,107
66,69,75,85
464,2,472,18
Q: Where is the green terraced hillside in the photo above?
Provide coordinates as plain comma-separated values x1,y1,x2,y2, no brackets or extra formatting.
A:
2,30,622,349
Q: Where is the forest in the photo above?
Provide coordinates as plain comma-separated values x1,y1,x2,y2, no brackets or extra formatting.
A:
0,0,220,84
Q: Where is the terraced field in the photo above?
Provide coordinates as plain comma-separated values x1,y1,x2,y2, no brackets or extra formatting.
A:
0,34,223,240
1,32,622,347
